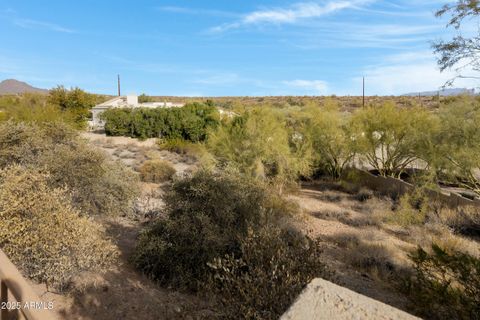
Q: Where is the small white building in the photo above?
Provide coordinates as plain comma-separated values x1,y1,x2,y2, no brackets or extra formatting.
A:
88,95,184,130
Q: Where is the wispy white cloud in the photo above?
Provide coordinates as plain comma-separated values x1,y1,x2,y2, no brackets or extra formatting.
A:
210,0,374,33
286,23,439,49
283,79,329,94
14,18,75,33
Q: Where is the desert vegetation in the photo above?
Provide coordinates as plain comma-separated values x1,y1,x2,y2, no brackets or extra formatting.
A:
89,91,480,318
132,170,328,319
0,120,139,293
1,86,480,319
3,0,480,319
0,87,105,129
100,102,220,140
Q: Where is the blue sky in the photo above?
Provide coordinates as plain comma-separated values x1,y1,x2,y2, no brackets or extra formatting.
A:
0,1,475,96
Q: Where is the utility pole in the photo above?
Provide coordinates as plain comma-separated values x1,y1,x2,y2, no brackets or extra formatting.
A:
117,74,121,96
362,77,365,108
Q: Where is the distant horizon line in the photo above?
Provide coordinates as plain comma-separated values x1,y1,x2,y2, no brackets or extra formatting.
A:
0,78,477,98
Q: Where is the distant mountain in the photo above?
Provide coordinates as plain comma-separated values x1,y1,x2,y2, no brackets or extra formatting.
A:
402,88,476,97
0,79,48,95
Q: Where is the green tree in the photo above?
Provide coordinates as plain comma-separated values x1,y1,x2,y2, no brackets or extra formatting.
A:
351,103,436,177
304,101,356,178
431,98,480,194
208,108,311,190
48,86,96,127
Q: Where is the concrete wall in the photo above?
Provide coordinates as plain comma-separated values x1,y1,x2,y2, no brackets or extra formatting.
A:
344,168,480,208
281,278,419,320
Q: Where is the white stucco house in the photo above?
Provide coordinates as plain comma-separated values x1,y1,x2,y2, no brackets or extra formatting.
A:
88,95,184,130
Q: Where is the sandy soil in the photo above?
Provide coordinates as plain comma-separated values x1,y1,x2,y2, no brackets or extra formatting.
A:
290,182,414,311
81,132,197,175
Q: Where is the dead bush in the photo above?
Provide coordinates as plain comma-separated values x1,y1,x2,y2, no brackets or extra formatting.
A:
0,166,118,290
139,159,176,183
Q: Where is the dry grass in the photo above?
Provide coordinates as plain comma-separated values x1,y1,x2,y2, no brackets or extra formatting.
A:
435,206,480,237
407,223,480,257
293,178,480,317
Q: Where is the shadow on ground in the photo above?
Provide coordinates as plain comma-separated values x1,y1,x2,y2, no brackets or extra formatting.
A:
57,218,220,320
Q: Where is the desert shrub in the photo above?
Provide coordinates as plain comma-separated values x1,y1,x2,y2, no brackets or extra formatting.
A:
0,121,76,167
403,244,480,320
101,102,220,141
0,165,118,290
131,170,297,290
37,144,139,216
158,138,215,168
207,226,327,320
388,190,428,227
159,138,199,155
0,121,140,216
139,159,176,183
0,121,47,166
327,233,397,276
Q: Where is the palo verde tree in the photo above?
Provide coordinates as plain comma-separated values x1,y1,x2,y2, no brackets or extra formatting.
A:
304,100,356,179
350,103,437,178
208,107,312,191
431,97,480,194
433,0,480,86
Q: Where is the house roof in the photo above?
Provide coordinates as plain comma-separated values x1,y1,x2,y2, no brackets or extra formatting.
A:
95,96,128,108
